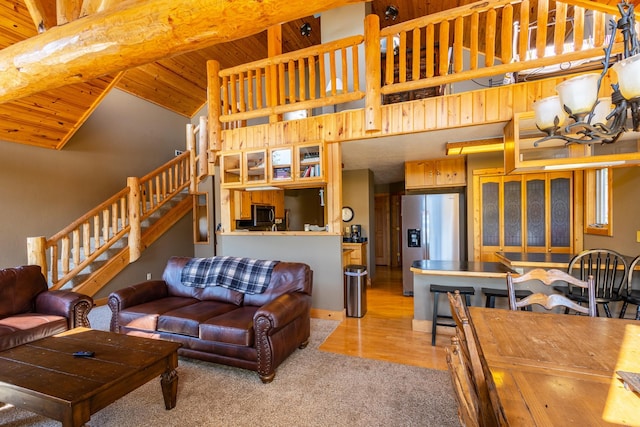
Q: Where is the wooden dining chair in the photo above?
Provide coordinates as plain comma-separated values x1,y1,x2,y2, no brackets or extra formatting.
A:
507,268,597,317
447,291,508,427
554,249,628,317
445,335,480,427
619,254,640,320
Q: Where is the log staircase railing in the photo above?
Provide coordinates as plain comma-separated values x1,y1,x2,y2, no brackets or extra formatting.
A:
211,0,627,131
27,118,209,293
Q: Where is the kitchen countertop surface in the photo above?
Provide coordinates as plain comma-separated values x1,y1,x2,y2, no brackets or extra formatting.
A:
495,251,573,269
410,260,516,278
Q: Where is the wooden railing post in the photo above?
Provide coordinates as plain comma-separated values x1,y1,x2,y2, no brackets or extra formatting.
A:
187,123,197,194
198,115,208,178
127,177,142,262
207,60,221,153
27,236,48,276
364,13,381,132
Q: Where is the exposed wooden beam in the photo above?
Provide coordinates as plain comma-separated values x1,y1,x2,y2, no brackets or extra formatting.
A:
23,0,57,32
57,0,83,25
0,0,364,104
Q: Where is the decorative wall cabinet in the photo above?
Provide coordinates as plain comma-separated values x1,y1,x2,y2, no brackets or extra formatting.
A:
505,112,640,173
474,170,574,261
405,157,466,189
221,142,326,188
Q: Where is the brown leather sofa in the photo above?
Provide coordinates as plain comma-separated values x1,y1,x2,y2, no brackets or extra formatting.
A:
108,256,313,383
0,265,94,351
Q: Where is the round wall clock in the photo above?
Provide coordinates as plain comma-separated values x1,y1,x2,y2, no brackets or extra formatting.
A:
342,206,354,222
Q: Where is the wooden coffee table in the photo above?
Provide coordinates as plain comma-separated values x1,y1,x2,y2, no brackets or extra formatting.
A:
0,327,181,426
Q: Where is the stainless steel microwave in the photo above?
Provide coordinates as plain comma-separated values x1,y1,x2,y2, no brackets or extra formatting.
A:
237,204,275,228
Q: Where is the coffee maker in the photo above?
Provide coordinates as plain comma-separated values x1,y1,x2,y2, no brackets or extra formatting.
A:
350,224,362,242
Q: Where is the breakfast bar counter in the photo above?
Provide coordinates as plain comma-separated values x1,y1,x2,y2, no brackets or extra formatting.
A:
410,260,516,331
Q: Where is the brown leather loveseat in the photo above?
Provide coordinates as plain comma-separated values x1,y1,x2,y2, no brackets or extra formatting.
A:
0,265,94,351
108,256,313,383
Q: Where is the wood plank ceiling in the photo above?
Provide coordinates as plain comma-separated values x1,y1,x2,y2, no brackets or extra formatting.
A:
0,0,637,150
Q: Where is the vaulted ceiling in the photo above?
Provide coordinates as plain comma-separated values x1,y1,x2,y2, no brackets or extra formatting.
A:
0,0,635,149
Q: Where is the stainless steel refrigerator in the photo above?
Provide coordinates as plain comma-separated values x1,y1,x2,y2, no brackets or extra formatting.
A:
401,193,463,296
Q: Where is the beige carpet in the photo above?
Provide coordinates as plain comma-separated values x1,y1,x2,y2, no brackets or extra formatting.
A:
0,306,458,426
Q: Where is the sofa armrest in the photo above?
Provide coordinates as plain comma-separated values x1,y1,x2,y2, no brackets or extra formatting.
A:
254,292,311,331
35,290,94,328
107,280,169,311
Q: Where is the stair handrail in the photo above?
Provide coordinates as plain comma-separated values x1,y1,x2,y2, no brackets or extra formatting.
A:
28,117,210,291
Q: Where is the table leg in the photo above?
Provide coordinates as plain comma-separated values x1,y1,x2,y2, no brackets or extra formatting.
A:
160,369,178,410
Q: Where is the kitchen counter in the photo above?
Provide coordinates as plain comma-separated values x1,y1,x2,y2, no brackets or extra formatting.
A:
411,260,515,278
410,260,518,332
495,251,573,270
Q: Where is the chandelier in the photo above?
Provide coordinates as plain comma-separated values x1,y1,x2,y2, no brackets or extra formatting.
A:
533,1,640,147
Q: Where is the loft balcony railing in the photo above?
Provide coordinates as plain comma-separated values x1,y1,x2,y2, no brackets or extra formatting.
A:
209,0,627,137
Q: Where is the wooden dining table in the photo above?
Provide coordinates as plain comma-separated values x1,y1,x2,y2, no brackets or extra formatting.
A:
468,307,640,426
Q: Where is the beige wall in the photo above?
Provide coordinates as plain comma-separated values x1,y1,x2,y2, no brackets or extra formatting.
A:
0,89,194,293
343,168,375,278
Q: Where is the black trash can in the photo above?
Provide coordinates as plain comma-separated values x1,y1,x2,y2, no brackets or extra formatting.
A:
344,264,368,318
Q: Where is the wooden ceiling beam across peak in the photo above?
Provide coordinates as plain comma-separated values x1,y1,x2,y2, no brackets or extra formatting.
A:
0,0,363,104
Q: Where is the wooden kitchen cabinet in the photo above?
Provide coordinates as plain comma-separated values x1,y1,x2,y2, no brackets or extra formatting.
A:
221,151,243,187
233,189,285,220
405,157,466,190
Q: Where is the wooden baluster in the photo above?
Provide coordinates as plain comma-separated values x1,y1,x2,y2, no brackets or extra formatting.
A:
198,115,208,178
385,34,394,85
238,71,245,113
230,74,237,114
342,47,349,92
439,20,449,76
51,243,58,283
112,203,118,234
351,43,359,92
72,229,80,267
298,58,306,102
93,215,101,248
288,59,296,104
412,27,420,81
554,3,567,56
470,12,479,70
255,68,263,109
308,55,316,99
399,32,407,83
519,1,530,60
536,0,549,59
318,53,326,98
102,209,109,243
573,6,584,52
61,236,70,274
426,23,435,78
155,175,161,205
329,49,337,95
593,10,606,47
83,222,90,257
485,9,496,66
278,62,286,106
220,75,229,118
502,4,513,64
454,16,463,74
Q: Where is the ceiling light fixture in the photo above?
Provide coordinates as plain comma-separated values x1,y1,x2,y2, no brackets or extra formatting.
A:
445,139,504,156
300,22,312,37
533,1,640,147
385,5,399,21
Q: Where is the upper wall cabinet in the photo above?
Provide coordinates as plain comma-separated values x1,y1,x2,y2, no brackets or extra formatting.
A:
405,157,466,190
504,112,640,173
221,142,326,189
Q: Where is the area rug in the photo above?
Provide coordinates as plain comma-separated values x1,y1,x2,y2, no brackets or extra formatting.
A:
0,307,458,426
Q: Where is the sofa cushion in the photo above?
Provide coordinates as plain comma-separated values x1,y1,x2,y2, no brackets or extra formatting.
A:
0,266,48,318
162,257,244,305
117,297,198,331
0,314,68,351
199,306,259,346
157,301,239,337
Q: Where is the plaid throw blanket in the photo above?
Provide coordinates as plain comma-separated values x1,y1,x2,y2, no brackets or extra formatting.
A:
180,256,279,294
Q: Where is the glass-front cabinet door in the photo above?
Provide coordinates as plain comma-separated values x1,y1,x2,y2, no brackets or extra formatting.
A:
244,149,267,185
221,151,242,187
296,143,324,182
270,147,293,183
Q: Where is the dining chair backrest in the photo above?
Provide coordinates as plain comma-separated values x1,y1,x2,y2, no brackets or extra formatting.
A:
447,291,509,427
446,335,480,427
506,269,597,317
567,249,628,301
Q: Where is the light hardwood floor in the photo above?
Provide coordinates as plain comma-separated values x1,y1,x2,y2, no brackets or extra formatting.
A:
319,265,449,371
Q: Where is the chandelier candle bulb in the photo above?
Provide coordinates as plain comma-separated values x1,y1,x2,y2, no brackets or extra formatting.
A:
556,73,600,116
612,53,640,100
